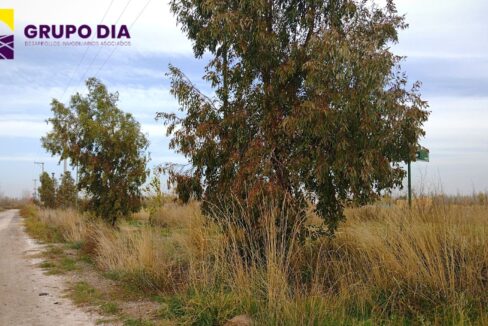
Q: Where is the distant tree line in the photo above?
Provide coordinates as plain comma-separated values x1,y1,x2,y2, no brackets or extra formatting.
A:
37,171,77,209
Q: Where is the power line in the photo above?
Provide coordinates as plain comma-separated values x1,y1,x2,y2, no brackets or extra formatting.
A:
100,0,117,23
60,0,117,101
93,0,153,78
77,0,134,86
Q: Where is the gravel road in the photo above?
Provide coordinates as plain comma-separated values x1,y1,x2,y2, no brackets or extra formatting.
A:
0,209,99,326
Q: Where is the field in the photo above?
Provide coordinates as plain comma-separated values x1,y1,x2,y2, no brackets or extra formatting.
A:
0,197,27,211
20,195,488,325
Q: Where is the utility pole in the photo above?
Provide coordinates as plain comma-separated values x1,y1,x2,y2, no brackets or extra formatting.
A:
75,164,79,209
34,161,45,174
33,179,37,200
407,160,412,208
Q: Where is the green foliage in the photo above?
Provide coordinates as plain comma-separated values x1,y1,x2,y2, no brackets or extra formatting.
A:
123,319,154,326
101,301,120,314
38,172,57,208
24,213,64,243
57,171,77,208
163,165,202,204
19,203,38,218
159,0,429,234
42,78,150,225
71,281,101,305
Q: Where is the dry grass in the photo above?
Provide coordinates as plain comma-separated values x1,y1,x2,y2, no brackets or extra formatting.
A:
94,226,193,292
36,208,92,243
20,197,488,324
148,201,203,229
0,196,28,211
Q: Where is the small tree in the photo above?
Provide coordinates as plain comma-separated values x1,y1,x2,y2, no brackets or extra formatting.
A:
160,0,429,235
42,78,150,225
38,172,56,208
57,171,77,209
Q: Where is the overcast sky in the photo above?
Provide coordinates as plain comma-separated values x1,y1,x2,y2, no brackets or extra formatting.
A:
0,0,487,197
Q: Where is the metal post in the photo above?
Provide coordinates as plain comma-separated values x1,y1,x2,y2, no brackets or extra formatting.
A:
33,179,37,200
75,164,79,210
408,160,412,208
34,161,45,174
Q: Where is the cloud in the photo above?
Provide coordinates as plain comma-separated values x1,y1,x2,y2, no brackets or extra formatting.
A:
0,118,169,140
393,0,488,60
1,0,488,196
0,120,50,138
400,57,488,98
0,155,57,162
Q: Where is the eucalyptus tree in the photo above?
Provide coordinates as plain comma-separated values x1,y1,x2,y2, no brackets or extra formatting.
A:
43,78,149,225
160,0,429,234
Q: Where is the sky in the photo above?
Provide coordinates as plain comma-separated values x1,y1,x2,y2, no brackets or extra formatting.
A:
0,0,487,197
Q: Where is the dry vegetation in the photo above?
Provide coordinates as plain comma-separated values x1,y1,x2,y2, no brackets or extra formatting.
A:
0,196,28,211
20,195,488,325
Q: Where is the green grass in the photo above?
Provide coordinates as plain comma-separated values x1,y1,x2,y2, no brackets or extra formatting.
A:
19,204,38,219
60,257,77,271
21,204,64,244
39,261,56,269
67,241,84,250
101,301,120,314
123,319,155,326
79,254,93,264
37,245,78,274
24,214,64,243
71,282,102,305
155,289,244,325
103,271,123,281
126,219,145,228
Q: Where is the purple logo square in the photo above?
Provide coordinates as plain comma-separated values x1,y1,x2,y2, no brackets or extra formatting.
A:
0,35,14,59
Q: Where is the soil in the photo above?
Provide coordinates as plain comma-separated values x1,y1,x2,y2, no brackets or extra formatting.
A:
0,209,101,326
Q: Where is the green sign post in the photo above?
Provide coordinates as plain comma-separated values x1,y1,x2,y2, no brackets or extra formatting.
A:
408,146,429,207
416,147,430,162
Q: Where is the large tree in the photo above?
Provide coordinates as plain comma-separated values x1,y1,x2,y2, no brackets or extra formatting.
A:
42,78,150,225
160,0,429,233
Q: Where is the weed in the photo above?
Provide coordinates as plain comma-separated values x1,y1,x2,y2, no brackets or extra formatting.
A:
101,301,119,314
68,241,84,250
70,282,101,305
123,318,154,326
24,214,64,243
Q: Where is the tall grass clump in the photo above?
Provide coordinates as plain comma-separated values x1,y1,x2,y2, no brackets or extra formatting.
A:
178,197,488,324
94,226,193,292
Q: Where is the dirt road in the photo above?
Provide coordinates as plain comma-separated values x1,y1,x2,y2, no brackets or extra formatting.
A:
0,209,99,326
